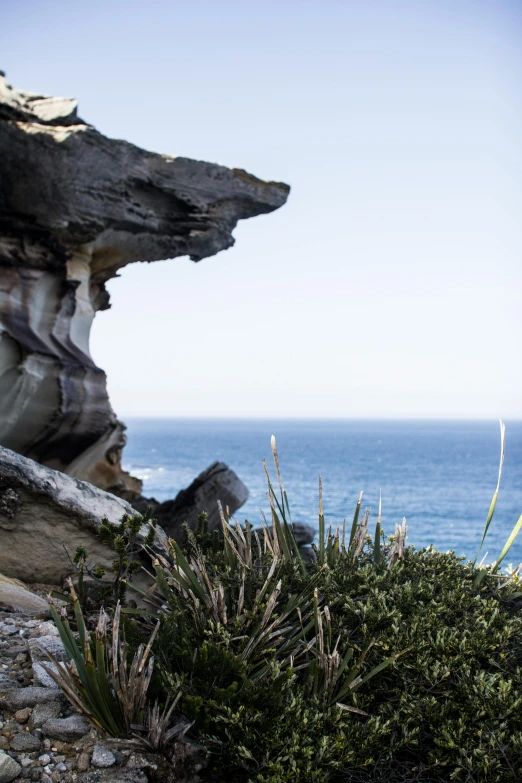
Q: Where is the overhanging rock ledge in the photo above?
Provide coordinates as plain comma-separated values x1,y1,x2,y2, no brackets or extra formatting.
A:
0,72,289,498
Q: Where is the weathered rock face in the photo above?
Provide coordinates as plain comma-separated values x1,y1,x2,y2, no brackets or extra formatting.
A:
0,73,289,497
0,445,168,585
0,574,51,616
132,461,249,540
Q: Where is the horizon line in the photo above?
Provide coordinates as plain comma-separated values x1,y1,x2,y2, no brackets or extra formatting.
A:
118,414,522,422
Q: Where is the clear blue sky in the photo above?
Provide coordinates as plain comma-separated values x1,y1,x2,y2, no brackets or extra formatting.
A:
3,0,521,418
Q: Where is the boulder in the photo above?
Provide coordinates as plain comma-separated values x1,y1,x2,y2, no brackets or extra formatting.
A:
0,446,168,584
135,462,249,540
0,574,50,616
0,73,289,498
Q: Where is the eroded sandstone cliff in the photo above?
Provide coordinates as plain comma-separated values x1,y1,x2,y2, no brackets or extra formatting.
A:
0,72,289,497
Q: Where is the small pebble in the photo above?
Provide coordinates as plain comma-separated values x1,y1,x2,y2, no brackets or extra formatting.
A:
76,752,90,772
22,757,33,767
14,707,32,723
39,753,51,765
55,761,67,772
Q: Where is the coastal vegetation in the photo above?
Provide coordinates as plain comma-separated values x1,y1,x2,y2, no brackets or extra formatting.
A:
44,433,522,782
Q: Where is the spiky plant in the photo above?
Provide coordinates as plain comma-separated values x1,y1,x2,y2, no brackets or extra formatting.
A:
42,581,158,737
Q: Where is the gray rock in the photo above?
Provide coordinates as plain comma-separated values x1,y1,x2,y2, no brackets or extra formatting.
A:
41,714,90,741
292,524,316,545
0,673,20,691
0,575,50,616
3,687,64,711
32,662,60,689
0,72,289,502
9,732,41,752
146,462,249,539
91,745,115,768
30,701,62,728
0,751,21,783
29,636,65,688
299,545,317,565
29,622,58,639
0,448,169,585
29,636,66,663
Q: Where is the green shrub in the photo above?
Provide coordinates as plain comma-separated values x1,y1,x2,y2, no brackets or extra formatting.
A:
147,534,522,782
49,431,522,782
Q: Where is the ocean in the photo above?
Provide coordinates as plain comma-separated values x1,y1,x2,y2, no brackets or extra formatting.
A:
123,419,522,566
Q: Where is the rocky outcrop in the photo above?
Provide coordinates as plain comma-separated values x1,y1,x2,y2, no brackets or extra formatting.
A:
0,72,289,497
133,461,249,540
0,446,168,585
0,575,50,616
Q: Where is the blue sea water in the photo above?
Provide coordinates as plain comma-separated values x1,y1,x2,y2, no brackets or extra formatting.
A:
123,419,522,566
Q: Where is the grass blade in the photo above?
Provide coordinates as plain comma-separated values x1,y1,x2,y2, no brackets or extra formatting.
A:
491,514,522,574
349,492,363,549
474,419,506,565
373,490,382,566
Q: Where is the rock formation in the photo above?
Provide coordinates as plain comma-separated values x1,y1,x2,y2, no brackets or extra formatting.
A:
132,461,249,541
0,445,169,585
0,72,289,498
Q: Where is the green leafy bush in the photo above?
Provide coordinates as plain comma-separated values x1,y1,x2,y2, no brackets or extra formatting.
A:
50,431,522,782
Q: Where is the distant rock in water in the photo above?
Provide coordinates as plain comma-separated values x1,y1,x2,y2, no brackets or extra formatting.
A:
0,72,289,498
133,462,249,540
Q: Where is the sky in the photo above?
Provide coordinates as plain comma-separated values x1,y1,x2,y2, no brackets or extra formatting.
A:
2,0,522,418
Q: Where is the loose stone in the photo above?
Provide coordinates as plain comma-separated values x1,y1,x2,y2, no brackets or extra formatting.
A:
91,745,115,768
31,701,62,728
13,707,31,723
9,731,41,752
0,750,22,783
76,752,90,772
41,715,90,742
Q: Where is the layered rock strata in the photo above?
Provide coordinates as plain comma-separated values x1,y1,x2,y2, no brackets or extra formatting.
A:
0,72,289,497
0,446,168,585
